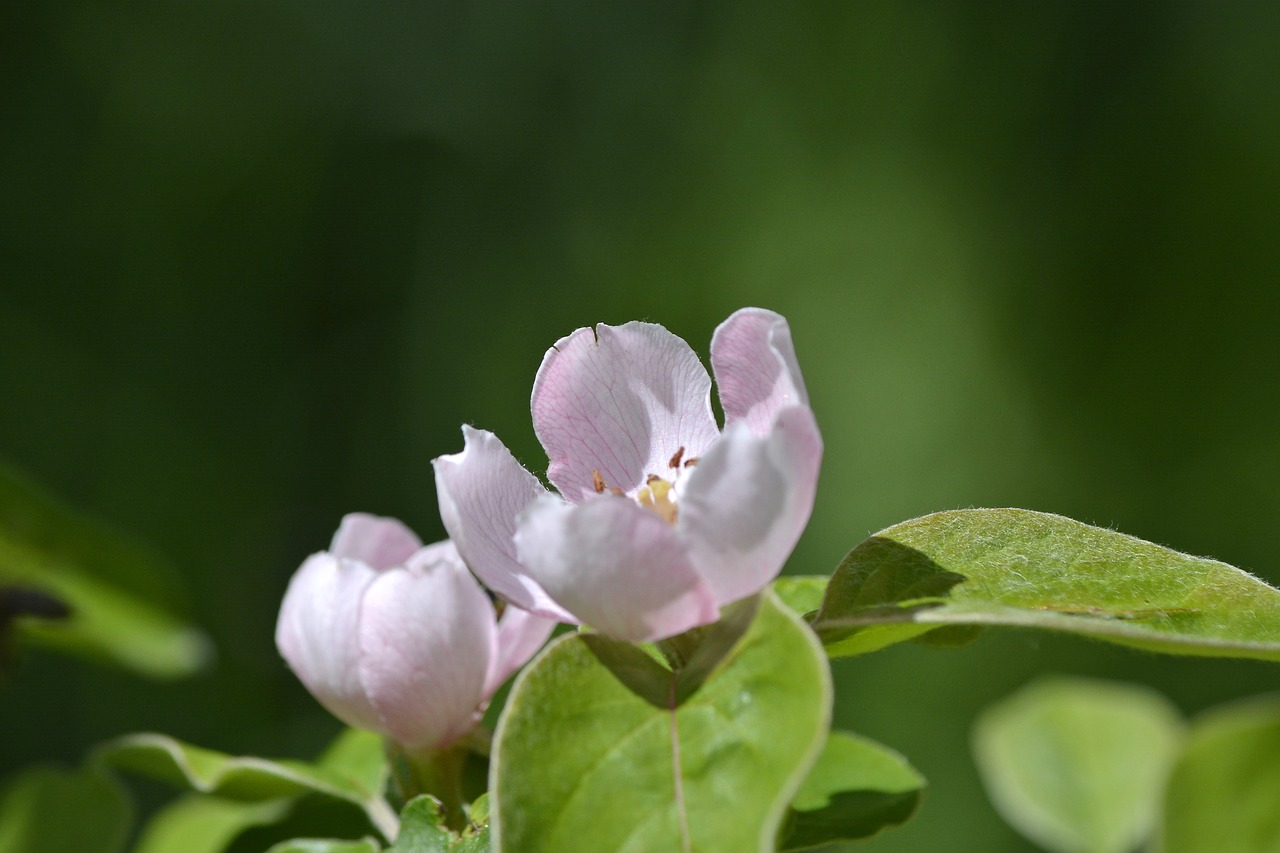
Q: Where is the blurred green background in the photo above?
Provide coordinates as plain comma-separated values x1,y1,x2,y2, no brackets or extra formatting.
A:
4,2,1280,849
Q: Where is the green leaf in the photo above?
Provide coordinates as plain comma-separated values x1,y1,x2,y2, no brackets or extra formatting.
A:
814,508,1280,660
382,795,490,853
770,575,828,619
0,764,131,853
126,728,389,853
1162,696,1280,853
132,795,294,853
0,459,211,678
780,731,924,850
265,839,381,853
492,589,832,853
94,731,395,837
973,677,1183,853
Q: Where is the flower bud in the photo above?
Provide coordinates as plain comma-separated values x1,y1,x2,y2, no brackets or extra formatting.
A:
275,513,554,750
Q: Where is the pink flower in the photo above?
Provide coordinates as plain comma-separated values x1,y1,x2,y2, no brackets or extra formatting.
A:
433,308,822,643
275,513,555,750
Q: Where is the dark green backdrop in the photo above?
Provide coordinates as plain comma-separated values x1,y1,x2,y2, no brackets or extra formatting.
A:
4,3,1280,850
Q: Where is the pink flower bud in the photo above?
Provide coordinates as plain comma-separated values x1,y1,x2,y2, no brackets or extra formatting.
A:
275,513,554,750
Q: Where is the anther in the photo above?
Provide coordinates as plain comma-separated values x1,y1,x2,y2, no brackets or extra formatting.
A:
668,447,685,469
684,457,699,468
593,469,606,494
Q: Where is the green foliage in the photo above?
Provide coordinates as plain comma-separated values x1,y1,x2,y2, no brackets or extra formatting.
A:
385,795,490,852
491,590,832,852
973,677,1183,853
814,509,1280,660
0,764,131,853
1162,696,1280,853
0,460,210,678
264,840,381,853
770,575,828,619
132,796,294,853
97,728,395,847
780,731,924,850
95,731,381,806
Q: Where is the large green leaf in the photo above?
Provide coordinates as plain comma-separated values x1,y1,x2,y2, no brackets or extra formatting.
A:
95,729,395,837
0,460,210,678
814,509,1280,660
780,731,924,850
492,590,832,853
1162,696,1280,853
973,677,1183,853
0,764,131,853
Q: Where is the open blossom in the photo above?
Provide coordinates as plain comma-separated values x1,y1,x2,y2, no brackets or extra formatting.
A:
433,307,822,642
275,513,555,750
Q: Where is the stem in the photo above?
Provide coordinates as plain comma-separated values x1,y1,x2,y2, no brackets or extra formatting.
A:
386,739,471,832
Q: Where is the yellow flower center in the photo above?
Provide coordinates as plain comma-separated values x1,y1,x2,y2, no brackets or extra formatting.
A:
637,476,678,524
591,447,697,526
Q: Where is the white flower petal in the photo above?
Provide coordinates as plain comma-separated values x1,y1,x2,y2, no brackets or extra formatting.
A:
434,426,574,621
710,308,810,437
514,495,719,642
275,552,384,733
356,545,497,750
531,322,720,502
678,407,823,604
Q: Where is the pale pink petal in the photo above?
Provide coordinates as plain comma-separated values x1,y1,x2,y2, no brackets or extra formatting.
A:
357,545,496,750
482,606,557,699
329,513,422,570
514,495,720,642
531,322,720,503
677,406,823,605
433,426,574,622
710,308,810,437
275,552,385,733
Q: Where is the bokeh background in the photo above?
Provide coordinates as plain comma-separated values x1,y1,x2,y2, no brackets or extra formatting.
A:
4,2,1280,850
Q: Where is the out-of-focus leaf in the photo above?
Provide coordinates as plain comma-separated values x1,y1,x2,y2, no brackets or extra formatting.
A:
0,764,131,853
771,575,828,619
0,460,210,678
1162,696,1280,853
973,677,1183,853
780,731,924,850
132,795,293,853
95,731,394,836
492,590,831,852
814,509,1280,660
264,839,381,853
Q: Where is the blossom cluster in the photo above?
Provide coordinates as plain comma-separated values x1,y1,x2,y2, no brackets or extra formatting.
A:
275,308,821,751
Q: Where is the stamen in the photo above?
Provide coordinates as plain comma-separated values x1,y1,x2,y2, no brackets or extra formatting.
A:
668,447,685,469
646,473,661,484
684,457,699,468
592,469,606,494
637,477,678,524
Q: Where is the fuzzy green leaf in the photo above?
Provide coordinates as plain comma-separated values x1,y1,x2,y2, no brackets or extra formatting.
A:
0,765,131,853
780,731,924,850
492,590,832,853
814,509,1280,660
1162,696,1280,853
973,677,1183,853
